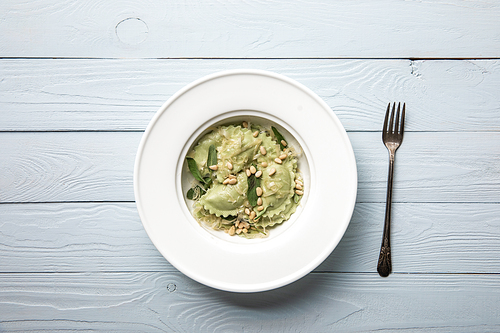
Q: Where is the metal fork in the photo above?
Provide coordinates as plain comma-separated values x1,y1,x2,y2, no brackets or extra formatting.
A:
377,102,405,277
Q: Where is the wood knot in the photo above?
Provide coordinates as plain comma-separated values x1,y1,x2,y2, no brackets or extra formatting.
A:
115,18,149,45
166,283,177,292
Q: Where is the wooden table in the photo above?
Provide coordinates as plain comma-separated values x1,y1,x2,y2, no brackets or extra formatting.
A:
1,1,500,331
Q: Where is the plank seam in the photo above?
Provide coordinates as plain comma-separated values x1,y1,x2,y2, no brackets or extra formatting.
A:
1,57,500,60
0,271,498,275
1,201,499,205
1,130,499,134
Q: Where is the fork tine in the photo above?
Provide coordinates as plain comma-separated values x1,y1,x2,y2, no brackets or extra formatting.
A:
394,102,401,134
388,102,396,134
382,103,390,140
383,103,390,133
400,103,406,135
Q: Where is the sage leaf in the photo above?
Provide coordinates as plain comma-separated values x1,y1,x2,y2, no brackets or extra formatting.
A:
186,157,205,183
247,173,261,207
271,126,287,150
198,186,206,196
255,205,268,219
202,177,212,190
294,193,301,204
207,144,217,167
187,185,206,200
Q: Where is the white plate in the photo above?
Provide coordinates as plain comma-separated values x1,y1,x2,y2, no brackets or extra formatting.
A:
134,70,357,292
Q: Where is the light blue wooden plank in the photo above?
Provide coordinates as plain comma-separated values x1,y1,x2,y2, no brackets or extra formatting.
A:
1,0,499,58
321,202,500,273
351,131,500,203
0,132,498,203
0,203,168,273
1,202,500,274
1,272,499,332
1,59,499,131
0,132,140,203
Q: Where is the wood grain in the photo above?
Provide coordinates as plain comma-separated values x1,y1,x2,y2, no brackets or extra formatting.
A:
1,0,499,58
1,59,499,132
1,272,500,332
0,203,167,273
1,132,498,203
321,202,500,274
353,131,500,203
1,0,499,330
0,132,140,203
1,202,500,274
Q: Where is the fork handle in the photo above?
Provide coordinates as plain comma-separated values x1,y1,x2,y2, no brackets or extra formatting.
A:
377,151,395,277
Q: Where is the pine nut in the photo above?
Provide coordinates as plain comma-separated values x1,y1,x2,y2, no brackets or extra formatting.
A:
295,179,303,186
295,190,304,195
234,221,240,228
260,146,267,155
228,174,236,179
296,184,303,190
274,158,282,164
223,178,230,185
228,178,237,185
281,140,287,147
242,228,248,233
257,197,262,206
261,162,268,168
268,168,276,176
257,206,264,211
249,211,256,220
209,165,218,171
279,153,287,160
246,169,251,177
250,165,256,174
236,228,242,234
242,121,248,128
255,170,262,178
229,226,236,236
243,222,250,229
245,208,250,215
256,187,263,196
226,161,233,170
253,130,259,137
